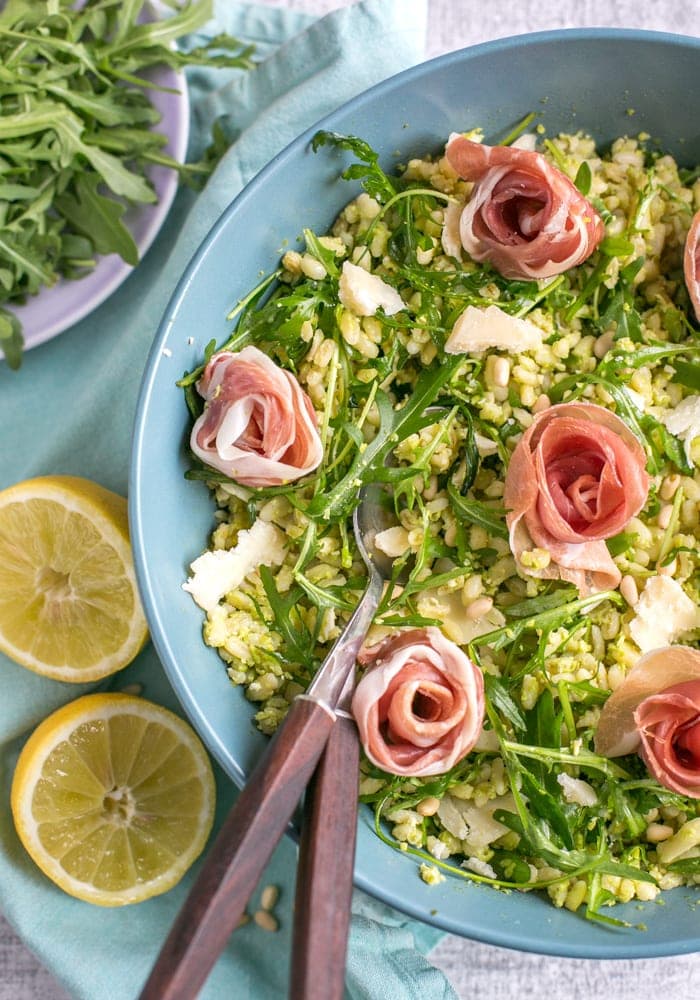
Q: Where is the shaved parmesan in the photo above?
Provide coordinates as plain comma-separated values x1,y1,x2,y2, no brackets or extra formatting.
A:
441,199,464,260
416,588,505,645
444,304,543,355
659,394,700,465
556,773,598,807
184,520,286,611
629,575,700,654
338,261,404,317
374,525,410,558
437,793,514,849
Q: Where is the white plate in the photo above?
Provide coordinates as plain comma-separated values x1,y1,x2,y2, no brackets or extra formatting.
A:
3,64,189,356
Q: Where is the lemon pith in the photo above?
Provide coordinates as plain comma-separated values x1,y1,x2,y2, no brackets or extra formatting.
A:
11,693,216,906
0,475,148,680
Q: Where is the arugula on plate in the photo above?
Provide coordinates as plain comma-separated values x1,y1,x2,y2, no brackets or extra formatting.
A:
0,0,255,370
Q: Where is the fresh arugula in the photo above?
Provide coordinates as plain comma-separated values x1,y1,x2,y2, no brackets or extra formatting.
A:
0,0,255,369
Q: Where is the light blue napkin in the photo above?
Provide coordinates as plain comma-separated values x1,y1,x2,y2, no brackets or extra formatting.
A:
0,2,459,997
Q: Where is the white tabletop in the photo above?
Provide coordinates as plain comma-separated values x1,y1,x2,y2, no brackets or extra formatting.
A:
2,1,699,997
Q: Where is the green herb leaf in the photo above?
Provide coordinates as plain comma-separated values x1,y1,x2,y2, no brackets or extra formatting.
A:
55,174,139,265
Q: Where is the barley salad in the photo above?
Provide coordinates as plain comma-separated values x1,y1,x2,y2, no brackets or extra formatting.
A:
180,118,700,927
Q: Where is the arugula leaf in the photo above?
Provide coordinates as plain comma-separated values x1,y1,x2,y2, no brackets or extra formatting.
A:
446,484,509,539
574,160,592,196
0,308,23,370
484,674,526,732
307,355,464,521
259,566,319,679
311,130,397,203
55,174,139,265
672,360,700,391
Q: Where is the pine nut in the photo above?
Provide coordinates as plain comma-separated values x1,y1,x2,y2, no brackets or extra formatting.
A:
300,254,327,281
260,884,279,912
619,575,639,607
660,474,681,501
237,913,251,928
417,797,441,817
646,823,674,843
658,557,677,577
593,329,614,359
532,393,551,414
493,357,511,387
657,504,673,530
254,910,279,932
119,682,143,696
461,575,483,605
465,596,494,620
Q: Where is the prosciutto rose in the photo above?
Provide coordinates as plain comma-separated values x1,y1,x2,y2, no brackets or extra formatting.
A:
504,402,649,595
190,346,323,488
595,646,700,799
445,135,604,280
684,207,700,322
351,627,485,777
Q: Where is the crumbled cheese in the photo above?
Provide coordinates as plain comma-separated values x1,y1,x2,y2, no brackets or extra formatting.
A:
444,304,543,355
629,575,700,654
183,520,286,611
659,394,700,465
462,857,498,880
437,793,514,850
338,260,404,317
427,835,451,861
419,863,446,886
556,773,598,807
374,525,411,558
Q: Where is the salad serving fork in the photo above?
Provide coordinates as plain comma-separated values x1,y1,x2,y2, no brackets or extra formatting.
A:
139,482,397,1000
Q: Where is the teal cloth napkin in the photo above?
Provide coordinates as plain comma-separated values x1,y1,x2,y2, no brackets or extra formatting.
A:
0,1,459,997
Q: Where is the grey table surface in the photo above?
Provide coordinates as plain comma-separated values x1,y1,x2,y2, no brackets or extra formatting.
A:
2,1,700,997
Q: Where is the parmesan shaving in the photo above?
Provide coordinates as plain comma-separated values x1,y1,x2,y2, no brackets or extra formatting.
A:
444,304,543,355
184,521,286,611
629,575,700,654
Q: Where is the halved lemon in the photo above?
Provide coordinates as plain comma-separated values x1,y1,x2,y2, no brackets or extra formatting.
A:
0,475,148,681
11,693,216,906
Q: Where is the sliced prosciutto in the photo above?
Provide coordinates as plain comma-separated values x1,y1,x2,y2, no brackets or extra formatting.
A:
445,134,604,280
595,646,700,759
635,679,700,798
597,645,700,798
503,402,649,595
351,627,485,777
684,208,700,322
190,346,323,488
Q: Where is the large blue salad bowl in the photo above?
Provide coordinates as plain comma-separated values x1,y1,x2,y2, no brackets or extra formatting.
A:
130,29,700,958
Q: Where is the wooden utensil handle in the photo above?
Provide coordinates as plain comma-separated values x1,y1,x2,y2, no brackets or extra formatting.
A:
139,696,335,1000
290,713,360,1000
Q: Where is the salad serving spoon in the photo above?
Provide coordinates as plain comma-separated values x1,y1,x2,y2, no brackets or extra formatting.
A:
138,479,399,1000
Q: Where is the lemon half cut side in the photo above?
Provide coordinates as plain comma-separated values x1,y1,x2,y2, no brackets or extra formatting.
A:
0,475,148,681
11,693,217,906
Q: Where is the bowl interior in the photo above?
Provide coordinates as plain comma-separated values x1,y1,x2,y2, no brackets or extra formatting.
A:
131,29,700,958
